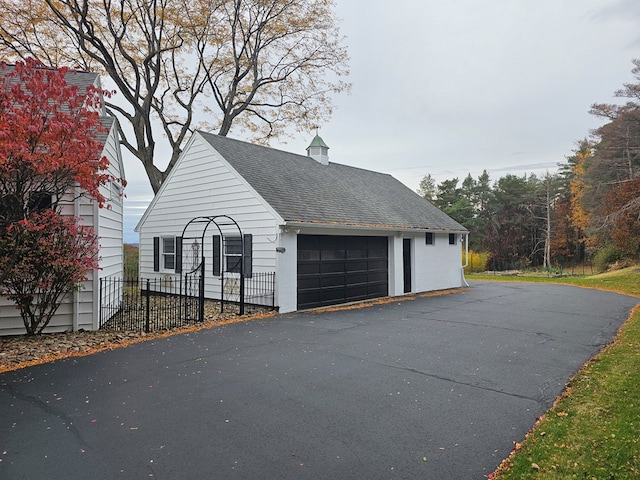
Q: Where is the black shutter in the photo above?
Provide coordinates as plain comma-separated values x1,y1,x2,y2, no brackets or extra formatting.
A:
175,236,183,273
153,237,160,272
212,235,221,276
243,234,253,278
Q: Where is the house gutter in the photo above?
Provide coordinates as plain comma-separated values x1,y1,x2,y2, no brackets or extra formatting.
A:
281,221,468,235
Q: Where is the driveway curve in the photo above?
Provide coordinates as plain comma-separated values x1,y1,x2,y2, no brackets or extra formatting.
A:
1,281,638,479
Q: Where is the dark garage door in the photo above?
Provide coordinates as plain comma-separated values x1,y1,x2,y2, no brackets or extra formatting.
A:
297,235,388,310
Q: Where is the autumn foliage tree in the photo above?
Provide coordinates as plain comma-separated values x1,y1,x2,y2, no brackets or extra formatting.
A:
0,59,114,335
571,59,640,261
0,0,350,193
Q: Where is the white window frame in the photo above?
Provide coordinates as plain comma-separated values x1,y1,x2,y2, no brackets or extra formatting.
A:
161,236,176,271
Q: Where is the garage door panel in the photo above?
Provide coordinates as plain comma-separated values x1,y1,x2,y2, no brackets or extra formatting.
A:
367,283,388,296
298,263,320,275
323,236,346,248
345,287,368,301
345,260,368,272
346,272,368,285
298,251,320,262
321,287,347,302
298,236,319,249
321,249,345,260
347,249,368,259
298,277,321,290
320,262,347,274
368,247,387,259
368,259,387,270
298,293,320,310
297,235,388,310
320,274,347,288
368,271,388,282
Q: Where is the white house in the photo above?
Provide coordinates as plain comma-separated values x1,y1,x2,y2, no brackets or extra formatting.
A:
136,132,467,313
0,68,125,336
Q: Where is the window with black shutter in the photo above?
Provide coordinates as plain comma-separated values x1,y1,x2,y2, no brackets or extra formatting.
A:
212,234,252,276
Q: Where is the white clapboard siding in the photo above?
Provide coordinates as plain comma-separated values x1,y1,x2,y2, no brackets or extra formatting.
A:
98,124,125,270
137,133,280,303
0,298,28,336
0,291,78,336
94,125,125,328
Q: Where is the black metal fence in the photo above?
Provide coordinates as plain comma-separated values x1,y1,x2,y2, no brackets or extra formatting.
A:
99,272,276,333
220,272,277,309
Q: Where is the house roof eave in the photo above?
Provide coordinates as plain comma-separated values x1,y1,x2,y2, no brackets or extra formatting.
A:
280,220,469,235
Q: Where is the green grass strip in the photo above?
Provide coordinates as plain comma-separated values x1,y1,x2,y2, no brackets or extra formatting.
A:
467,270,640,479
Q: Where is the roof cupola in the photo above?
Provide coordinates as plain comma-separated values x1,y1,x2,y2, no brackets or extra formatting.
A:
306,134,329,165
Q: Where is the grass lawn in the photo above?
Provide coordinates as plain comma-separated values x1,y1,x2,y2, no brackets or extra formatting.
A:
467,268,640,479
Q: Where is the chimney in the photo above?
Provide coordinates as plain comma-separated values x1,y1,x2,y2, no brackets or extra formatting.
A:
306,134,329,165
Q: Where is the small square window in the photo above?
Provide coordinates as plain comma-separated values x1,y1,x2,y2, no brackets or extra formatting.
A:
449,233,456,245
426,232,434,245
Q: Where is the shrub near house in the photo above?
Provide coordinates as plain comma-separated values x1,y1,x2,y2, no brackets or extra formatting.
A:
0,59,125,335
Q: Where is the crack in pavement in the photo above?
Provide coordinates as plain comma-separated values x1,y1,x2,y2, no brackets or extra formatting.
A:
384,361,544,405
334,352,546,406
3,383,90,449
397,314,602,348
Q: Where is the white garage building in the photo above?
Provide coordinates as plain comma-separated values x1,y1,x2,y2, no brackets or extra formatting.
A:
135,132,468,313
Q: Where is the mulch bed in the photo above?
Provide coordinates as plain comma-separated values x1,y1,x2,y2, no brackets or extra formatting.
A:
0,305,274,374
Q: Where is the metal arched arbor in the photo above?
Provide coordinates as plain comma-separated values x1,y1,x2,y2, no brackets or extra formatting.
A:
180,215,247,320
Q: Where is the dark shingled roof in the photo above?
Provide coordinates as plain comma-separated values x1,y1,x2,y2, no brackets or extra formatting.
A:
198,131,467,232
0,64,100,93
1,64,114,149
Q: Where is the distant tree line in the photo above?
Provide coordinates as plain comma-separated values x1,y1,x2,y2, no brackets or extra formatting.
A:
418,59,640,272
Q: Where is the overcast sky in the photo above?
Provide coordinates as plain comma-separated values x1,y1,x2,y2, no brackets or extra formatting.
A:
122,0,640,243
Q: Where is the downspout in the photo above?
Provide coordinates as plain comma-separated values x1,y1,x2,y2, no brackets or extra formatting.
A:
92,196,100,330
72,186,81,331
461,233,470,287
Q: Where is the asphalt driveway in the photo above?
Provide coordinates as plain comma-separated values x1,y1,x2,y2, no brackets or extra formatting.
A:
1,281,638,479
